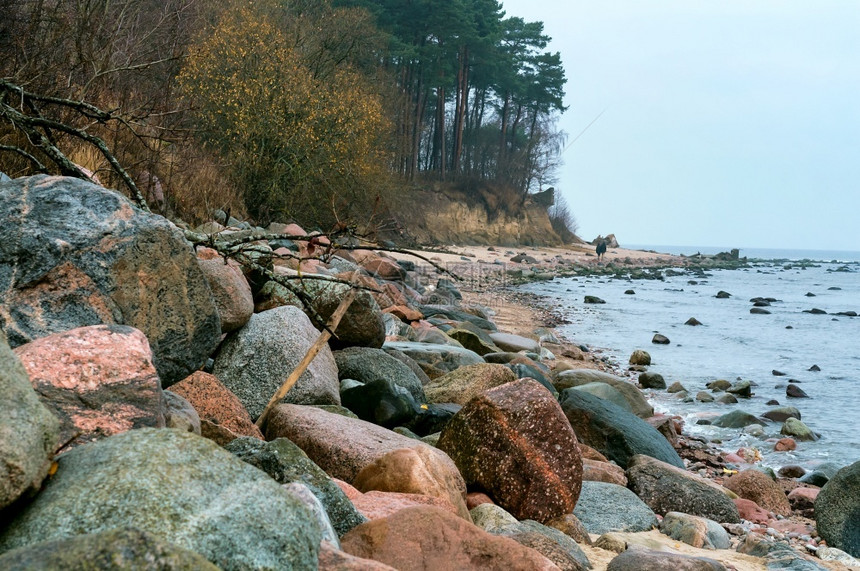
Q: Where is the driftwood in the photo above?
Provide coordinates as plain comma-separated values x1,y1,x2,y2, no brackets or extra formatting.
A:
254,287,358,431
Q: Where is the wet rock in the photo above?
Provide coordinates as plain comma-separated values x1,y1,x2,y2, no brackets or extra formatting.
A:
724,469,791,516
816,459,860,557
264,404,463,486
341,378,421,429
196,247,253,333
659,512,731,549
638,372,666,389
0,175,220,386
353,447,469,520
712,410,763,429
584,296,606,304
774,438,797,452
170,371,263,444
716,394,738,404
0,528,219,570
0,331,60,510
213,306,341,418
340,506,559,571
438,379,583,523
750,307,771,314
14,325,164,449
801,463,841,487
573,481,657,534
424,363,516,405
696,391,715,403
225,437,367,536
727,380,753,397
685,317,703,326
786,383,810,398
762,407,801,422
707,379,732,391
780,418,818,441
788,487,818,517
667,381,687,393
626,454,740,523
628,349,651,366
334,347,426,403
652,334,670,344
778,465,806,478
808,365,821,372
555,369,653,418
559,389,682,469
607,546,727,571
715,291,731,298
0,429,321,570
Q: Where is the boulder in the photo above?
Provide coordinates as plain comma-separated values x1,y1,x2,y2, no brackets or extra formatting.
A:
256,279,385,349
555,369,653,418
438,379,583,523
667,381,687,393
762,407,801,422
638,372,666,389
195,247,253,333
283,482,340,547
607,546,727,571
0,429,321,570
488,332,540,353
225,437,367,536
727,380,752,397
583,459,628,486
0,331,60,510
318,539,398,570
816,460,860,557
14,325,164,449
584,296,606,304
348,489,461,521
446,327,501,356
733,498,769,524
382,341,484,377
334,347,426,402
573,481,658,534
570,382,633,413
712,410,763,429
496,521,590,571
559,388,682,469
418,305,497,332
780,417,818,441
340,506,559,571
651,334,670,345
0,528,219,570
341,378,421,428
353,447,470,520
545,514,593,545
625,455,740,523
774,438,797,452
707,379,731,391
424,363,517,405
723,469,791,516
659,512,731,550
213,306,341,418
788,487,818,517
786,383,810,398
264,404,464,487
0,175,220,386
801,462,841,486
470,503,520,533
169,371,263,444
628,350,651,365
162,390,201,434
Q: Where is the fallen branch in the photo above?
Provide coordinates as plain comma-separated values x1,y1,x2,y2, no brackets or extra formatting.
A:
255,287,358,430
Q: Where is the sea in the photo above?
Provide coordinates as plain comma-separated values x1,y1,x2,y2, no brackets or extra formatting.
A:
522,246,860,472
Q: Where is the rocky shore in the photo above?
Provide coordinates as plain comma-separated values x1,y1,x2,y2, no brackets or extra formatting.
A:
1,175,859,570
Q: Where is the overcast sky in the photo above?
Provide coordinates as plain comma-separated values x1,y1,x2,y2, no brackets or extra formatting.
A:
500,1,860,251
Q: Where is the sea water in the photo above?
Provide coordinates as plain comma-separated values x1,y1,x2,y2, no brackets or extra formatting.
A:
523,248,860,471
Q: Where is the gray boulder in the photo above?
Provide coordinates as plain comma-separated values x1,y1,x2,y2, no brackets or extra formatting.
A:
573,481,658,534
570,382,633,413
607,546,727,571
0,429,321,570
163,390,201,434
626,454,740,523
556,369,653,418
0,175,221,386
383,341,484,377
0,528,219,570
638,372,666,389
257,279,385,349
0,331,60,510
712,410,765,428
559,388,682,469
498,520,591,571
334,347,426,402
660,512,731,550
213,306,341,419
225,436,367,536
816,460,860,557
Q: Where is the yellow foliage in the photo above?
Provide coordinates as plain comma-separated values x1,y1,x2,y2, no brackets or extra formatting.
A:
178,0,391,226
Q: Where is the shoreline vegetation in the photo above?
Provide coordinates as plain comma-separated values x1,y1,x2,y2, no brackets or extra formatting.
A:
2,175,859,570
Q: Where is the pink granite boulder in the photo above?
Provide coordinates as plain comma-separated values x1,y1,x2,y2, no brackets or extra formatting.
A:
724,469,791,516
196,247,253,333
14,325,164,449
437,379,583,523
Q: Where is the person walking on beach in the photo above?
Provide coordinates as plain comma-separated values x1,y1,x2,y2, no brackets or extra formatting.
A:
596,238,607,261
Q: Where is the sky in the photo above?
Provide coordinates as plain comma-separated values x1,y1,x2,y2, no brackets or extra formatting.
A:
499,0,860,251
